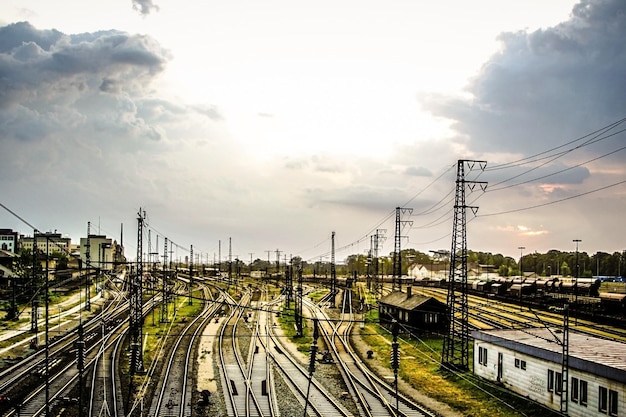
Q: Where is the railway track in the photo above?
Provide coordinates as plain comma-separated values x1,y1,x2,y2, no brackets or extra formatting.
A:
418,286,626,342
0,288,129,417
143,285,219,417
88,321,126,417
257,299,353,417
219,287,281,417
308,290,436,417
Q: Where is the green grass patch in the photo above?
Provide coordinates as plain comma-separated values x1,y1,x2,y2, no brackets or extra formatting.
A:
307,289,329,303
276,305,312,353
600,282,626,293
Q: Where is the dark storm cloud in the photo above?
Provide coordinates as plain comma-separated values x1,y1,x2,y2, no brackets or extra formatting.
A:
0,22,63,52
423,0,626,158
132,0,159,16
0,22,170,140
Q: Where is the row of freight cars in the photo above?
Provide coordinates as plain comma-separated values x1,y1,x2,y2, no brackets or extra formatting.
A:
412,276,626,316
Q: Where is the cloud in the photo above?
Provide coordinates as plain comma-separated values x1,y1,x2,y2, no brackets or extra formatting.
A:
0,22,169,109
0,22,171,142
423,0,626,161
132,0,159,16
0,22,230,224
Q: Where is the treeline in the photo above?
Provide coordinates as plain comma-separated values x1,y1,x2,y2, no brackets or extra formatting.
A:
341,248,626,278
238,248,625,278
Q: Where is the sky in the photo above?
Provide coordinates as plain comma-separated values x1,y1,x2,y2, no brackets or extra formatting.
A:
1,0,625,263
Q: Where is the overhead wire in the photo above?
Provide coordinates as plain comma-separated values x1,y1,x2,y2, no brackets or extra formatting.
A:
488,142,626,193
478,179,626,217
485,117,626,172
303,163,458,261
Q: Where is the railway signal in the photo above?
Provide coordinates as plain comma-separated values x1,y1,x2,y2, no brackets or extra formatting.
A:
391,320,400,413
304,319,320,417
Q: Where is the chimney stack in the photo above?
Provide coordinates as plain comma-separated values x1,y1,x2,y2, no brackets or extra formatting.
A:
406,285,412,298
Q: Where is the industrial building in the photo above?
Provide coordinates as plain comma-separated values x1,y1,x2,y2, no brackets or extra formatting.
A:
472,328,625,417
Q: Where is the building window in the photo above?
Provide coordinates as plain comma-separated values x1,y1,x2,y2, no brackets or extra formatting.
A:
571,377,579,403
580,380,588,406
555,372,562,395
599,386,618,415
600,387,608,413
514,358,526,370
609,389,618,416
571,378,588,406
547,370,562,394
548,370,554,392
478,346,488,366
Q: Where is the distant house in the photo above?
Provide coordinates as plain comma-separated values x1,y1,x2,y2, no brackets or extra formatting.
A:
0,229,18,253
473,328,626,417
407,264,429,278
378,286,446,332
0,250,17,289
409,262,448,280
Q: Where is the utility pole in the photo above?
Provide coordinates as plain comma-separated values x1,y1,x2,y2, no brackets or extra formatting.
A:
44,236,50,417
149,234,159,296
573,239,581,325
85,223,91,311
441,159,487,371
518,246,525,312
275,249,282,276
330,232,337,306
265,250,272,281
161,238,169,323
130,208,145,375
285,256,293,307
188,244,193,305
373,229,386,298
228,237,232,287
295,259,303,336
31,231,39,334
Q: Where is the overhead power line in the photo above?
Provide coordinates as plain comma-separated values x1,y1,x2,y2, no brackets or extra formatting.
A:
486,117,626,172
479,179,626,217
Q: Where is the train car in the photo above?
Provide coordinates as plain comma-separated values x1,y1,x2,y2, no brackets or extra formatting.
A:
473,281,492,292
508,284,534,298
599,292,626,315
535,279,556,293
490,282,506,296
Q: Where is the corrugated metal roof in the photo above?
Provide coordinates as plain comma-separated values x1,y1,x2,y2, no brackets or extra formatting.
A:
473,328,626,382
379,290,443,310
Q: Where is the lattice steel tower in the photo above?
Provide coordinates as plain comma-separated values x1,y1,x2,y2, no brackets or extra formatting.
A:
441,160,487,371
130,209,145,374
392,207,412,292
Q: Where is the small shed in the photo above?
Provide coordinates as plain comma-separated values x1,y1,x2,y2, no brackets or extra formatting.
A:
378,286,446,332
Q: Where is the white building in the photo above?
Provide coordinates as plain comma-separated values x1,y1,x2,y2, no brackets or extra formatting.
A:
0,229,18,253
79,234,114,270
472,328,625,417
